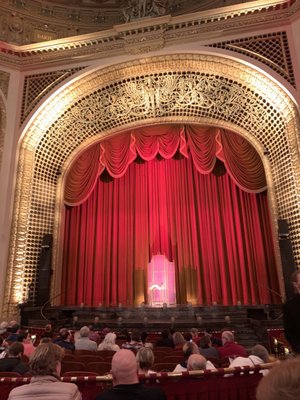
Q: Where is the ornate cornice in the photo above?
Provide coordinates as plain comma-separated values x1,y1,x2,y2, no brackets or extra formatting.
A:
0,0,299,69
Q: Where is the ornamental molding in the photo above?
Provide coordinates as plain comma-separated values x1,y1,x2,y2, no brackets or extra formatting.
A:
0,0,299,67
4,53,300,316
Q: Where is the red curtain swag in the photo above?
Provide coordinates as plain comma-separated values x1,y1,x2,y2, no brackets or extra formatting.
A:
61,125,280,306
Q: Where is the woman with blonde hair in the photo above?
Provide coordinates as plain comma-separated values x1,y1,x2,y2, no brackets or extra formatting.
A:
136,347,155,375
98,332,120,352
8,343,81,400
173,331,186,350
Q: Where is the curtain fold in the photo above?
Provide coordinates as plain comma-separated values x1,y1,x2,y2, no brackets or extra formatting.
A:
64,125,266,206
61,125,280,306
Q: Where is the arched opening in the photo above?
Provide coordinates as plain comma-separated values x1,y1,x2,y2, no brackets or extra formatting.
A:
3,53,300,316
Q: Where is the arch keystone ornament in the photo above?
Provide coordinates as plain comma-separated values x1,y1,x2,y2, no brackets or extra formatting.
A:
4,53,300,316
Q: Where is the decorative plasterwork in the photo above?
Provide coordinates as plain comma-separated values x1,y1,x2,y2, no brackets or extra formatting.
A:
0,0,285,46
0,0,299,67
3,53,300,317
207,31,296,88
21,67,86,124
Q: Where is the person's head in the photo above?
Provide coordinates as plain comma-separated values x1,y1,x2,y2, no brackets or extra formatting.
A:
17,330,30,343
79,326,90,338
29,343,63,377
44,324,52,332
251,344,269,363
199,335,211,349
141,331,149,344
103,332,117,345
111,349,138,386
183,341,199,360
291,270,300,294
130,330,141,342
190,328,199,338
59,327,71,341
8,342,24,358
9,323,20,334
136,347,154,372
221,330,234,345
161,329,169,339
256,358,300,400
187,354,207,371
173,331,185,346
94,316,100,323
39,337,53,344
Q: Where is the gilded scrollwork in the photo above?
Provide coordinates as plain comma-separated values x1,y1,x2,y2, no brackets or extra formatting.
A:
3,54,300,316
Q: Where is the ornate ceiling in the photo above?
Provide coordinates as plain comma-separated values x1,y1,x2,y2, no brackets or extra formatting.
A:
0,0,259,45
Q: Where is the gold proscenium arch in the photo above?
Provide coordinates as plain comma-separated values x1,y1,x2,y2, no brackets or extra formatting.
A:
4,53,300,316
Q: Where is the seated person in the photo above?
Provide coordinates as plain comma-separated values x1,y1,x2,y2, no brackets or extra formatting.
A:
17,331,36,357
229,344,270,376
136,347,156,375
122,330,144,351
96,349,166,400
6,324,20,343
0,342,29,375
219,330,248,360
256,357,300,400
155,330,174,348
199,335,220,361
172,332,186,351
187,354,207,371
190,328,201,345
53,328,75,351
75,326,97,351
8,343,81,400
98,332,120,352
173,341,199,372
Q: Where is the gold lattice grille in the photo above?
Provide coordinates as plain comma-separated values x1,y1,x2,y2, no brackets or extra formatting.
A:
207,31,296,88
4,54,300,316
21,67,86,125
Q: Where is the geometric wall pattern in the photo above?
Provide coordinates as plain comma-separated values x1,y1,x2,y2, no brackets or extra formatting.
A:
4,54,300,316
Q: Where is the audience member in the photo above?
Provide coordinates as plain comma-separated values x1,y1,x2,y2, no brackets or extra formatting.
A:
173,341,199,372
75,326,97,351
88,327,101,345
141,331,153,348
0,321,8,336
95,349,166,400
92,316,102,331
256,357,300,400
17,331,36,357
283,269,300,354
98,332,120,351
40,323,54,339
199,335,220,360
53,328,75,351
122,330,144,351
0,342,29,375
6,324,20,343
229,344,270,376
136,347,155,375
190,328,201,345
219,331,248,360
155,330,174,348
71,316,81,330
39,337,53,344
8,343,81,400
173,331,186,350
204,328,222,347
187,354,207,371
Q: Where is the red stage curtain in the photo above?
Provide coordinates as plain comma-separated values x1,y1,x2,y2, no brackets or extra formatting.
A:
61,125,280,306
64,125,266,206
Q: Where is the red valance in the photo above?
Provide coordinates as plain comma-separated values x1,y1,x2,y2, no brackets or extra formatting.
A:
64,124,266,206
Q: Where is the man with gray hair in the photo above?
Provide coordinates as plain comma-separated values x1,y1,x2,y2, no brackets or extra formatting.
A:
75,326,97,351
219,330,248,359
96,349,166,400
187,354,207,371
